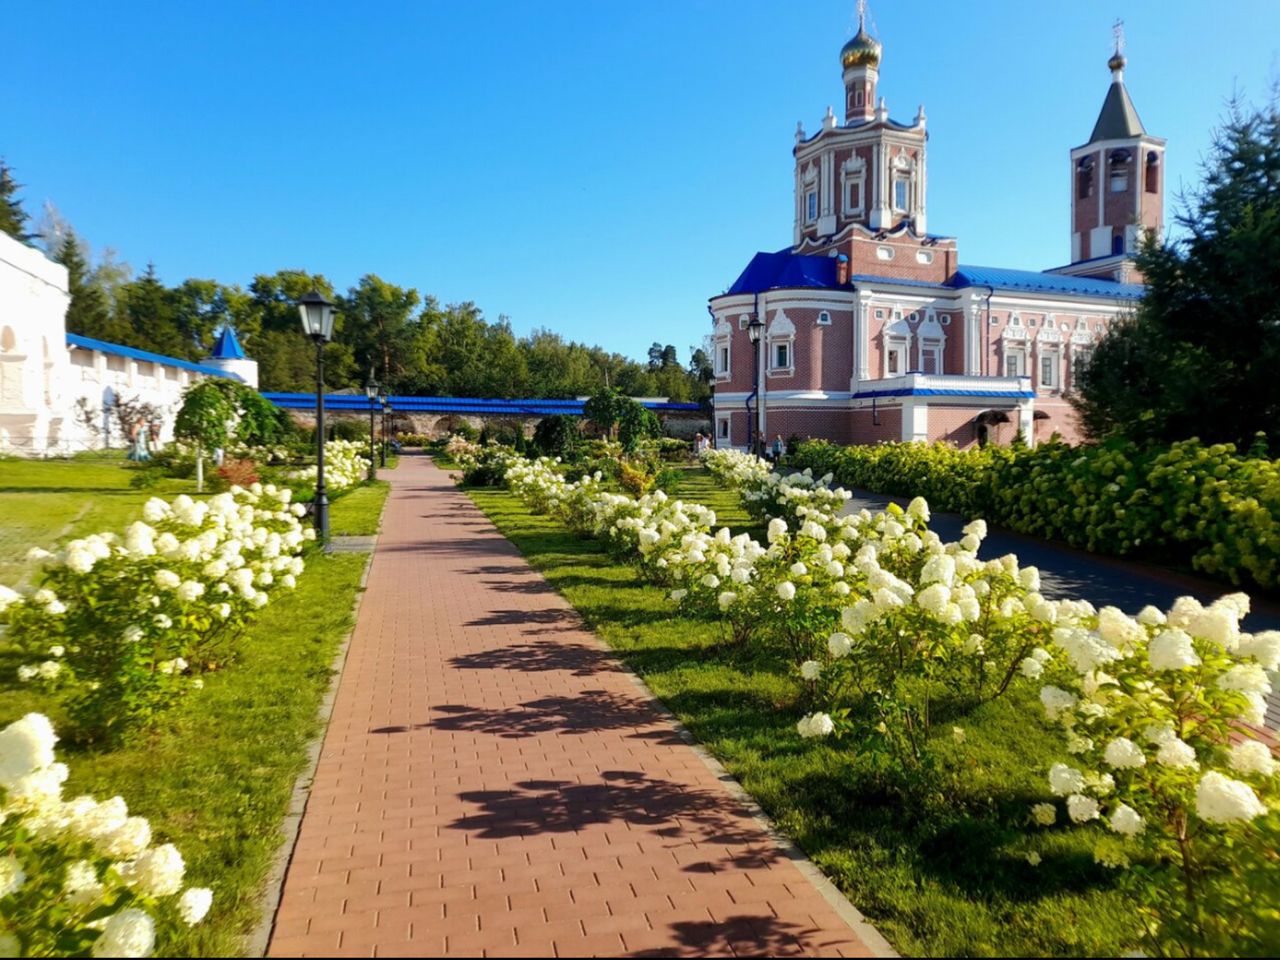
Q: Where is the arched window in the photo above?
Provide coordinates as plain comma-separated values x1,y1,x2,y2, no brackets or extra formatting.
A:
1112,233,1125,256
1146,151,1159,194
1077,157,1094,199
1109,149,1131,192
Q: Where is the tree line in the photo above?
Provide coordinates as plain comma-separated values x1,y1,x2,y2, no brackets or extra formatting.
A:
0,166,713,403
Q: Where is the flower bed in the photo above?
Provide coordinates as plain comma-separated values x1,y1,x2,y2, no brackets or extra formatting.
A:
787,437,1280,589
462,445,1279,957
1,484,313,741
0,713,213,957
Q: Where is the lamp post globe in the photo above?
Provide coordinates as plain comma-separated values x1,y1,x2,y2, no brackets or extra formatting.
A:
365,372,378,481
746,317,765,458
297,290,336,543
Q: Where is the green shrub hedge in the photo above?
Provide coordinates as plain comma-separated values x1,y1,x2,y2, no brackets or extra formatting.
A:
789,436,1280,588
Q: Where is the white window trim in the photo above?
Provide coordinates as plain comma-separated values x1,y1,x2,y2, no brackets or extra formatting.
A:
1039,350,1061,391
1003,346,1027,378
886,340,909,376
805,189,818,224
716,416,731,443
713,318,733,380
766,310,796,379
816,311,832,326
919,340,944,376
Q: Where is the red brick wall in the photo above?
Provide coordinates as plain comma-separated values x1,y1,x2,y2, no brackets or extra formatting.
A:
849,406,901,445
844,234,956,283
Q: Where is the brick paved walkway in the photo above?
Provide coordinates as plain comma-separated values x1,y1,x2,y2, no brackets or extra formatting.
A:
268,455,890,958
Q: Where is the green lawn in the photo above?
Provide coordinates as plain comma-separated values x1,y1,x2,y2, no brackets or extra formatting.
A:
0,457,390,956
465,482,1139,958
0,455,202,587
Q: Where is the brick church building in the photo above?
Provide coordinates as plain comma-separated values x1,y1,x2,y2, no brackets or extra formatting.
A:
708,13,1164,449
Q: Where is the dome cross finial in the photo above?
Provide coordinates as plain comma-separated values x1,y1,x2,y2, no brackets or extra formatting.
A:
1109,18,1127,76
857,0,867,30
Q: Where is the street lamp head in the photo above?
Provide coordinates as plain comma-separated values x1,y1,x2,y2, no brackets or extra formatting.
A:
747,316,765,345
377,389,389,407
297,290,337,343
365,369,378,400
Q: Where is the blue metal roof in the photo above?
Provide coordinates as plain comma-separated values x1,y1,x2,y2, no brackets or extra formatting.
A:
66,333,240,380
718,251,1145,302
262,393,703,416
724,251,838,295
948,264,1144,300
853,385,1036,400
210,326,246,360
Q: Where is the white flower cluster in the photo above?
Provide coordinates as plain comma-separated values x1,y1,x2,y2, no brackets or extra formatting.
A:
287,439,371,492
0,714,212,957
700,448,774,490
1031,591,1277,879
4,483,310,733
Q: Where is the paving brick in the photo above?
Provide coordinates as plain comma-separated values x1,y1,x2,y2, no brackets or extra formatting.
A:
266,456,883,958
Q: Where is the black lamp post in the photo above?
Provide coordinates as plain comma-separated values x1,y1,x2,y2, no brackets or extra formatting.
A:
377,388,389,467
747,316,765,458
298,290,337,542
364,370,378,481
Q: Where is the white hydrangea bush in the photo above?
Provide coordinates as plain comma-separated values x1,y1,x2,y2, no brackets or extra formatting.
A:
699,448,773,490
463,447,1280,954
0,714,212,957
2,484,310,740
1031,593,1280,954
286,439,371,493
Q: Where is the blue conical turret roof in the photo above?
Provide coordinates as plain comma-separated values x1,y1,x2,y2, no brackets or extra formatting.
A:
211,326,246,360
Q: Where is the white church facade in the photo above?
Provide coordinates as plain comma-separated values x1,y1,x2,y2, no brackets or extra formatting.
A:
0,231,256,456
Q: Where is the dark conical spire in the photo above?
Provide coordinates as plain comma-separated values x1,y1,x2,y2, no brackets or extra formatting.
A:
1088,24,1145,143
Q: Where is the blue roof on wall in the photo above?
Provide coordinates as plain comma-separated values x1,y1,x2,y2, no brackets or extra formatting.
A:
210,326,246,359
66,333,240,380
947,265,1144,300
718,251,1144,301
262,393,703,416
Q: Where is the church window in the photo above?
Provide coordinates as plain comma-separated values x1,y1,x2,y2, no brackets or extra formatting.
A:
855,89,865,107
717,417,730,441
843,175,864,216
1004,349,1026,378
817,311,831,326
886,343,907,375
1112,234,1125,255
1073,347,1094,381
717,345,729,376
1040,353,1059,390
920,342,942,375
1109,149,1130,192
1146,151,1159,193
894,177,909,212
805,190,818,223
773,342,790,370
1076,157,1094,199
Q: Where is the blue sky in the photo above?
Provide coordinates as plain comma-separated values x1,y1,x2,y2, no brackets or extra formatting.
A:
4,1,1278,362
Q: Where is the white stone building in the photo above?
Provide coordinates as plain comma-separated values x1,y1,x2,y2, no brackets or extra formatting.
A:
0,231,256,456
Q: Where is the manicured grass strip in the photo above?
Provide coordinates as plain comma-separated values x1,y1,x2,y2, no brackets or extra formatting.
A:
55,551,366,957
671,465,763,539
465,486,1139,958
329,481,391,536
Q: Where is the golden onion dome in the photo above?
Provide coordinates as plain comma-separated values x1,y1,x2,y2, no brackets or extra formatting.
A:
841,26,881,69
1108,50,1126,73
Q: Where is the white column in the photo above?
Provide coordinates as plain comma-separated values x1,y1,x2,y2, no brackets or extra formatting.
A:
855,290,874,384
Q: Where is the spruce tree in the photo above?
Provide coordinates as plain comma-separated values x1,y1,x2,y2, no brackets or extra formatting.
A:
56,234,116,341
0,160,32,242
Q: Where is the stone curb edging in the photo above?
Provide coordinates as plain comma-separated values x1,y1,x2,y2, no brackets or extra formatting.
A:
243,514,385,956
466,479,900,959
617,665,900,959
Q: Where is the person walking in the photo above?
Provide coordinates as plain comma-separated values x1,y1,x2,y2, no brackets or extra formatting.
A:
771,434,783,463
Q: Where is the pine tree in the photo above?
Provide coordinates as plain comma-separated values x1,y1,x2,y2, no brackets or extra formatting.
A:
56,234,116,341
0,160,32,242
